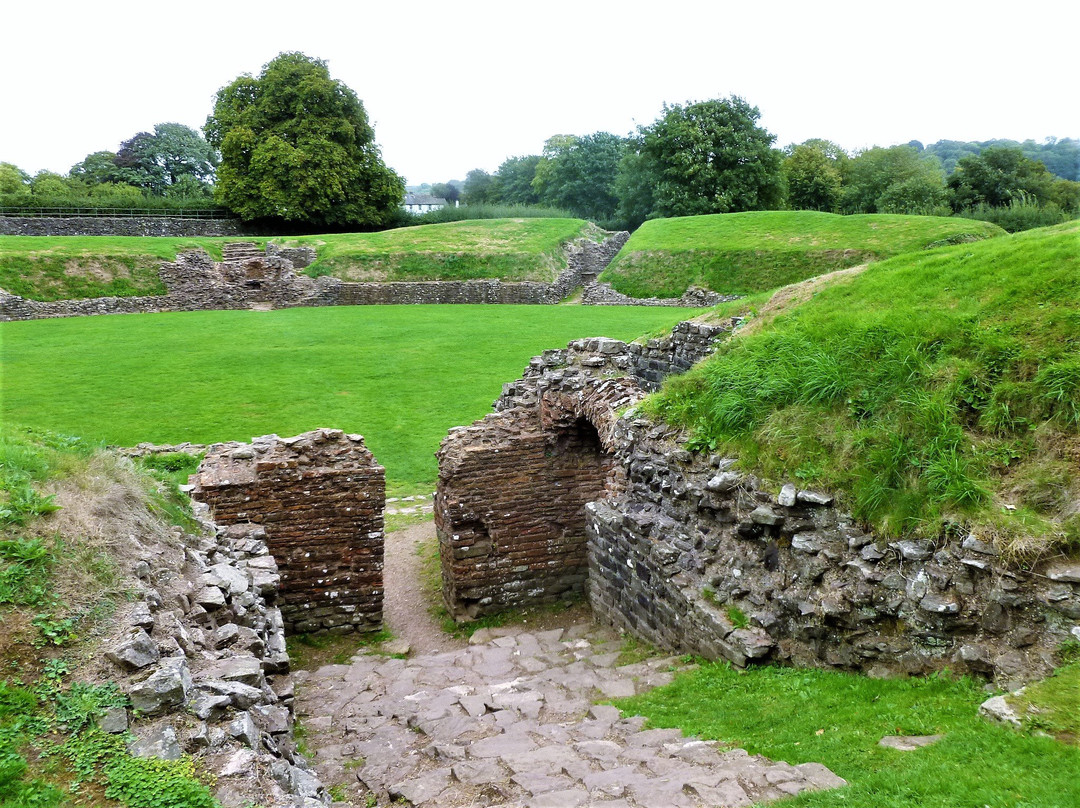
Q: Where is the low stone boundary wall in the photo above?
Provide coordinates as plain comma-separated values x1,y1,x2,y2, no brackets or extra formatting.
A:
189,429,386,636
436,320,1080,687
0,215,249,237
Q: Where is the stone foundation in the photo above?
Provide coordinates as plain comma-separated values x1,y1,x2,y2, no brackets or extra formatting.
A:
436,322,1080,686
189,429,385,635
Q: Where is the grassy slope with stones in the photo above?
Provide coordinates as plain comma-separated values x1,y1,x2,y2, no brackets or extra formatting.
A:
284,217,596,282
0,428,217,808
0,236,250,301
601,211,1005,298
647,221,1080,561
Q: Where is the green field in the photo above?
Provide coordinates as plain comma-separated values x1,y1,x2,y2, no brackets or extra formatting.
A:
0,305,697,494
601,211,1006,297
618,660,1080,808
648,221,1080,559
285,217,594,282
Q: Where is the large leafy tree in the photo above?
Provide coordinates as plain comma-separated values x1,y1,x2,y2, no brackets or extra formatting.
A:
533,132,626,222
205,52,403,226
112,124,217,195
463,169,499,205
494,155,541,205
839,145,947,214
947,146,1056,209
629,96,784,220
783,140,847,211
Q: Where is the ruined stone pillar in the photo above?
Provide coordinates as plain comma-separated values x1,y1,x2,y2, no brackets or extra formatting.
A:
190,429,385,635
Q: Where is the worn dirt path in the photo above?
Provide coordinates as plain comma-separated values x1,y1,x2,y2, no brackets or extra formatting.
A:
381,520,465,655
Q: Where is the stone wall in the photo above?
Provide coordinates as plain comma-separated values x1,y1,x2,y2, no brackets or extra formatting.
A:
435,320,733,619
189,430,385,636
583,282,732,308
0,215,248,237
436,322,1080,687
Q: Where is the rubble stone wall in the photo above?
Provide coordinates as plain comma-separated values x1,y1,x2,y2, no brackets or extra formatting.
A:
0,215,248,237
436,321,1080,686
190,430,385,636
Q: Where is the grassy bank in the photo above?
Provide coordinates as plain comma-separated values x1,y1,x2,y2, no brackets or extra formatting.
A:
601,211,1005,298
0,236,249,301
285,217,595,282
648,221,1080,559
1,305,698,495
0,428,218,807
617,660,1080,807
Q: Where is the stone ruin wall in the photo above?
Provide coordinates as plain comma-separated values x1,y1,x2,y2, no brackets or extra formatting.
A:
435,322,732,618
0,215,250,238
0,230,723,321
436,322,1080,688
190,429,385,636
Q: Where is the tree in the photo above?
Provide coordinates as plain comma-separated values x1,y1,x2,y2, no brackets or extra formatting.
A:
205,52,404,227
30,171,71,197
463,169,499,205
840,146,947,214
628,96,784,219
111,124,217,195
947,146,1057,210
533,132,626,222
0,162,30,196
430,182,460,204
495,155,541,205
69,151,124,186
783,140,846,211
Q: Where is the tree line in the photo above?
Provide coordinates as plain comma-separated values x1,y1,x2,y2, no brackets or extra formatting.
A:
2,51,1077,233
453,106,1079,232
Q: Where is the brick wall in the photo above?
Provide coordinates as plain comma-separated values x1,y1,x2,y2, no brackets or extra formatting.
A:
190,429,385,635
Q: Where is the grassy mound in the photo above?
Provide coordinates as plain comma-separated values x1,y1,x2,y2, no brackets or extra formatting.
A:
0,305,697,496
601,211,1005,298
647,222,1080,560
284,218,596,282
0,236,244,301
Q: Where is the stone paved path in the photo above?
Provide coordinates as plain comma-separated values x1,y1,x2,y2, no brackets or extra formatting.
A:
295,622,846,807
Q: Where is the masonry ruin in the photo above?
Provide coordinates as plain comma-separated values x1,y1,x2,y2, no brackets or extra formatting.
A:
436,322,1080,687
190,429,385,635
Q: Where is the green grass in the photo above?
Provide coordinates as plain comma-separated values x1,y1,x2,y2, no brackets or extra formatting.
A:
647,222,1080,558
616,661,1080,807
1009,661,1080,742
0,235,252,301
601,211,1005,297
0,305,698,496
283,218,595,282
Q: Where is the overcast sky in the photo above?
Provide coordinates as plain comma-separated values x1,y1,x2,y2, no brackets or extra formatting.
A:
4,0,1077,186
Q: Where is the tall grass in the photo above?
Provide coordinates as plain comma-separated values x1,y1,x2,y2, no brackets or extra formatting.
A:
649,222,1080,556
955,197,1076,233
400,203,579,226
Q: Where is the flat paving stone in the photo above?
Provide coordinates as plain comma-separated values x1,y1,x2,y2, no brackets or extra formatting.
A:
295,620,846,807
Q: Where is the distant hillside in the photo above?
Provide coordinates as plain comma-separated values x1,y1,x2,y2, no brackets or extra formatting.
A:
649,221,1080,559
918,137,1079,180
600,211,1004,298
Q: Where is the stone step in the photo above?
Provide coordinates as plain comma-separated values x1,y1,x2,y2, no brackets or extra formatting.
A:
221,243,265,264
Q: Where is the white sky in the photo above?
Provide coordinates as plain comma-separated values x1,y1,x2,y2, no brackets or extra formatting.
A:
4,0,1078,186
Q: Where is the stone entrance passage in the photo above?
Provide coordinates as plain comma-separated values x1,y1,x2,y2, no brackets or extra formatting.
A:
190,429,385,635
434,326,731,620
